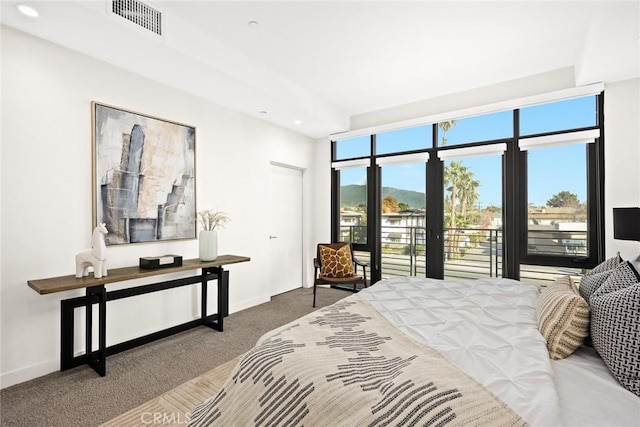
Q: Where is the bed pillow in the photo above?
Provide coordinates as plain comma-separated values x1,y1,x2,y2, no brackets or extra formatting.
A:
589,254,623,275
578,270,614,303
319,244,355,278
579,254,624,302
537,276,590,360
590,283,640,397
591,261,640,299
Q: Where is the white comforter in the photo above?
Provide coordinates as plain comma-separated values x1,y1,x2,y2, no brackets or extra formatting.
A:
360,276,564,427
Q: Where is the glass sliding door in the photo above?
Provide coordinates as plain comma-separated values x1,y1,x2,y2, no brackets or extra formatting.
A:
440,151,504,282
377,159,427,278
434,112,511,281
336,165,369,244
333,162,372,284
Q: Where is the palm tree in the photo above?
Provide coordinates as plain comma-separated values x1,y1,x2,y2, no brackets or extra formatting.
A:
438,120,457,146
444,161,467,259
444,161,466,229
459,173,480,221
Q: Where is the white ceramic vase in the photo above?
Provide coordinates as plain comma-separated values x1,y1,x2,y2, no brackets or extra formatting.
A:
199,230,218,261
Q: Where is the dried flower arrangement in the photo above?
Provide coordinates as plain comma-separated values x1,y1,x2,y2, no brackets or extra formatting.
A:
197,209,231,231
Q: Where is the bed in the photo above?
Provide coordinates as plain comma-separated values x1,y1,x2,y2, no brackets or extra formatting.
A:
188,272,640,426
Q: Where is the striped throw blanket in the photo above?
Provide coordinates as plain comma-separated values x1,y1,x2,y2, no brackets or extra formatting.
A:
189,295,528,427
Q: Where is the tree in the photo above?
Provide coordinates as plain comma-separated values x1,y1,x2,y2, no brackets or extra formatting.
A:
398,202,410,211
459,170,480,221
438,120,457,146
547,191,580,208
444,161,483,259
382,196,400,213
444,161,466,229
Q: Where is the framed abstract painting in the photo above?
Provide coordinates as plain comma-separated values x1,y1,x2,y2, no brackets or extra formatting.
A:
92,102,196,245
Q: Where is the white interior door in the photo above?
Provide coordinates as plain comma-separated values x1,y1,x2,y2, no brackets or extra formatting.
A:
269,164,303,296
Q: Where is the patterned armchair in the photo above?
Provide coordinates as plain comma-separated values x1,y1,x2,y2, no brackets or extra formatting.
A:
313,242,368,307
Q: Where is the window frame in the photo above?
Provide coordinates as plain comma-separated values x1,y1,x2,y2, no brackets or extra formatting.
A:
330,91,605,282
516,94,603,270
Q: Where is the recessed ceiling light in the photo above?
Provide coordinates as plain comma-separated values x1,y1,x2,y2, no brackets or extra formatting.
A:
293,120,302,125
16,4,39,18
248,20,260,29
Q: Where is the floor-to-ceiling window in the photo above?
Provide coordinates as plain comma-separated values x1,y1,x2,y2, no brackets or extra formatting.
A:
517,95,602,284
377,156,428,278
441,154,503,281
331,89,604,286
435,110,511,281
332,135,373,276
375,126,431,280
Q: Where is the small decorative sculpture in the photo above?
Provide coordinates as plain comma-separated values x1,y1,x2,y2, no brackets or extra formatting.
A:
75,223,108,279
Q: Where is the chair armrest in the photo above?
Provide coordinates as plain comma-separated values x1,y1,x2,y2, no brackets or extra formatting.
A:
353,256,369,267
314,257,320,268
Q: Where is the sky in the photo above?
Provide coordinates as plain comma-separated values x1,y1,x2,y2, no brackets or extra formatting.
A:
337,96,596,208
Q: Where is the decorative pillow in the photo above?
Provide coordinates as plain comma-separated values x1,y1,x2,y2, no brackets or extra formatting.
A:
578,270,614,303
319,244,355,278
589,254,623,275
536,276,590,360
590,283,640,397
591,261,640,300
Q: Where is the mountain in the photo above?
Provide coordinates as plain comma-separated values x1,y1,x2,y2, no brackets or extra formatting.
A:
340,185,426,209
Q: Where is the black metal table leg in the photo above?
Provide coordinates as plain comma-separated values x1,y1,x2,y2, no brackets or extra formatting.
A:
219,269,229,317
201,266,228,332
60,298,76,371
215,268,224,331
201,268,209,321
60,287,104,375
85,288,92,360
96,286,107,376
85,286,106,376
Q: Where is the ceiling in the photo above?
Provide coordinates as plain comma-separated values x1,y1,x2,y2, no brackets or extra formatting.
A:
1,1,638,138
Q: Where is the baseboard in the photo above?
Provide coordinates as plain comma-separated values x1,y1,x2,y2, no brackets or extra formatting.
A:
0,357,59,390
229,294,270,314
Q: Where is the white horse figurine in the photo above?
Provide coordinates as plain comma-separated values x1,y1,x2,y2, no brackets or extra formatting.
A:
75,223,108,279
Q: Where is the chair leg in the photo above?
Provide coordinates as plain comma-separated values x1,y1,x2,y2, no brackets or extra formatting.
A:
364,268,368,288
313,283,317,307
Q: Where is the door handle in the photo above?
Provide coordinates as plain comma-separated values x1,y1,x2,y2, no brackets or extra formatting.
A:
269,236,278,239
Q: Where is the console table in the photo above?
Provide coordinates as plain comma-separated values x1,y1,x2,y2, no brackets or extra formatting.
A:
28,255,250,377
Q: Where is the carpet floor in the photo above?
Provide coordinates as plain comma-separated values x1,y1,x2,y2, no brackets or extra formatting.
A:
0,286,348,427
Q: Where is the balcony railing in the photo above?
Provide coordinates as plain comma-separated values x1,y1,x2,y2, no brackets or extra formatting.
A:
339,225,587,285
527,229,588,256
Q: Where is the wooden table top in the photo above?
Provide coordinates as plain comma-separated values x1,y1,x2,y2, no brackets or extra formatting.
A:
28,255,251,295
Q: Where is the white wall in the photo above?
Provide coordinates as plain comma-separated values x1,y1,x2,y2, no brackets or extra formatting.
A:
0,26,318,387
603,78,640,261
310,137,333,278
350,67,577,131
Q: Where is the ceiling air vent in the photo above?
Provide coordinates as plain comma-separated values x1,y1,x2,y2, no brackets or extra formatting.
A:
111,0,162,36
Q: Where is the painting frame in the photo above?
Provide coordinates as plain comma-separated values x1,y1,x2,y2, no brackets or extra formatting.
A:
91,101,196,246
